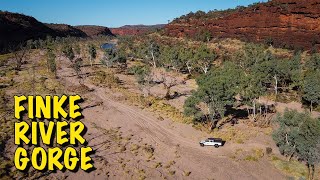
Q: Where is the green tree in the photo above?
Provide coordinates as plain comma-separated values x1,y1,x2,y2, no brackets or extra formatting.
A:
118,36,134,57
72,58,83,79
273,110,320,180
74,44,81,55
47,49,57,77
184,62,240,130
238,43,266,71
62,44,75,61
129,65,151,96
295,116,320,180
305,53,320,71
101,48,126,67
160,45,182,71
193,44,217,74
272,110,304,161
195,29,212,42
303,71,320,112
290,52,303,86
271,52,303,93
235,45,269,118
148,40,160,68
45,35,54,49
179,47,194,75
88,44,97,66
239,73,266,120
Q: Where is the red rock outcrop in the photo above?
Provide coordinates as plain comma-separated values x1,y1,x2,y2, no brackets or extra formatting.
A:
165,0,320,50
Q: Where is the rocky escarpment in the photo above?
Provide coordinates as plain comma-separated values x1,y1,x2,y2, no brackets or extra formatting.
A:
46,24,88,37
75,25,114,37
0,11,58,52
0,11,114,53
165,0,320,50
111,24,165,36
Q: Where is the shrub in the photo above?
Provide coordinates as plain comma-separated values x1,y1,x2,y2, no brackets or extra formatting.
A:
91,71,120,88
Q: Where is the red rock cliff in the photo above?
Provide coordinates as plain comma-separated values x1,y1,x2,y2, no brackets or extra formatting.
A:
165,0,320,50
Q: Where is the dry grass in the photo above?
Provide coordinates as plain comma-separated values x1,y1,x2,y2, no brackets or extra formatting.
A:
66,83,91,94
115,88,193,124
0,53,12,66
230,148,264,162
118,145,127,153
211,126,258,144
270,156,307,179
183,171,191,177
164,160,176,169
154,162,162,168
130,144,140,151
91,70,121,88
142,144,155,159
168,170,176,176
243,148,264,161
0,50,67,179
0,89,15,178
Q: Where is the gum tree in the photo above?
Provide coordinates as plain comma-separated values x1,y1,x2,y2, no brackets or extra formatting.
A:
193,44,217,74
148,40,160,68
62,44,75,61
296,117,320,180
184,62,240,130
303,71,320,112
129,65,152,97
273,110,320,180
272,110,304,161
88,44,96,66
179,47,194,75
47,49,57,77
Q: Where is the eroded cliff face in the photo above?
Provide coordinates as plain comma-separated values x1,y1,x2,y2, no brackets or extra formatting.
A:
165,0,320,50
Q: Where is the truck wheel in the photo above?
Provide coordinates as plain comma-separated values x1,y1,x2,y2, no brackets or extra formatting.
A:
200,143,204,147
214,144,219,148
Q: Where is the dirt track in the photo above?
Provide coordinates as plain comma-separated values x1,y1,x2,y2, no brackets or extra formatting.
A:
53,61,286,180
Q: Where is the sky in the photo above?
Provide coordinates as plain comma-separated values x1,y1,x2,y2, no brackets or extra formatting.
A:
1,0,266,28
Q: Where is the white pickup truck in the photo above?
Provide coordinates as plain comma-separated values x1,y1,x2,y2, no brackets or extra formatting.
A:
199,138,223,148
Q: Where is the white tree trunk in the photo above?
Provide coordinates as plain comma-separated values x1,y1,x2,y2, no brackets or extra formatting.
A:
186,61,192,75
274,75,278,95
201,66,208,74
151,50,156,68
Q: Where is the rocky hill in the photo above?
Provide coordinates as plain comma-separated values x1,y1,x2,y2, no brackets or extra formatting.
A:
75,25,114,37
0,11,58,52
45,23,88,37
164,0,320,50
0,11,114,53
111,24,165,36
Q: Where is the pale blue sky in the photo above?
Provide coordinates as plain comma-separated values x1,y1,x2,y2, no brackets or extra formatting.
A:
0,0,266,27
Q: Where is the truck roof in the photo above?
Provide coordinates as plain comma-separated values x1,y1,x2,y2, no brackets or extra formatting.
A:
208,138,222,142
